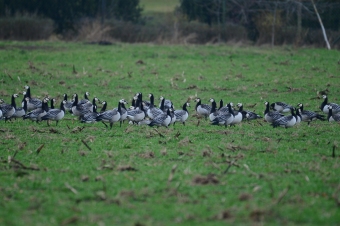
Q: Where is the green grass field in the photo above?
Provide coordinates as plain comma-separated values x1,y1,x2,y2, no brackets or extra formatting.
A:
0,41,340,226
140,0,179,13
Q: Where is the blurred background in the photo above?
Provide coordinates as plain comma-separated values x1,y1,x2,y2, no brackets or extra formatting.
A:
0,0,339,48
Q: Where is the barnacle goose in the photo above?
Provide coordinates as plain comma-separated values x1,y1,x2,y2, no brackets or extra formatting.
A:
159,96,172,111
100,101,108,113
96,101,122,129
148,108,172,128
81,105,99,124
23,85,42,111
264,101,284,123
209,98,219,121
169,105,177,125
174,102,190,125
229,103,243,126
41,100,66,126
0,95,16,121
327,106,340,122
71,93,93,117
195,98,211,119
211,103,234,127
270,102,293,113
295,108,302,124
237,103,262,121
23,97,49,122
272,107,297,128
320,95,340,114
11,93,26,119
63,93,73,113
78,91,90,104
297,103,325,124
218,99,229,114
127,102,146,123
112,99,128,127
147,93,163,119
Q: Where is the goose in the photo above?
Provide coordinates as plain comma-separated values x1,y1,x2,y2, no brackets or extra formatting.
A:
272,108,297,128
237,103,262,121
23,85,42,111
81,105,99,124
169,105,177,125
49,98,56,110
71,93,93,117
41,100,66,126
0,95,16,121
78,91,90,104
264,101,284,123
211,103,234,127
147,93,163,119
11,93,27,119
270,102,293,113
100,101,108,113
209,98,219,121
297,103,325,124
327,106,340,122
218,99,229,114
159,96,172,111
295,108,302,124
126,102,146,123
23,98,49,122
195,98,211,119
112,99,128,127
148,108,172,128
174,102,190,125
229,103,243,126
63,93,73,113
320,95,340,114
96,101,122,129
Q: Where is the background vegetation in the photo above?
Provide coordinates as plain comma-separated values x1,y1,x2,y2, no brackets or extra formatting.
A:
0,41,340,225
0,0,339,48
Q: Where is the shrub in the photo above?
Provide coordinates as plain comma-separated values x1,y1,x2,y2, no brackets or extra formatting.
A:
0,12,53,40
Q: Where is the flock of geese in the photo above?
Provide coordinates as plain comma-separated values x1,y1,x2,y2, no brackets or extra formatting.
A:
0,86,340,129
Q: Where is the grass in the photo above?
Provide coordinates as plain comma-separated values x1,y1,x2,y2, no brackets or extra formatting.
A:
140,0,179,13
0,41,340,226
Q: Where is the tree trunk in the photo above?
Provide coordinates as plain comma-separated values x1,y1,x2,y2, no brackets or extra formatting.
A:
311,0,331,50
296,0,302,45
271,3,277,47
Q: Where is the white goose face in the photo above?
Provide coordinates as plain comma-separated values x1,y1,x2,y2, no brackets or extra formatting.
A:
148,93,152,98
160,96,164,100
25,97,30,101
24,85,29,90
52,98,56,103
86,92,90,96
209,98,214,102
237,103,242,107
265,101,269,105
62,100,67,104
13,94,19,98
63,93,67,97
195,98,201,102
230,102,234,107
73,93,77,98
101,101,106,105
22,91,26,95
322,95,327,99
186,103,190,107
328,106,333,110
0,99,4,104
